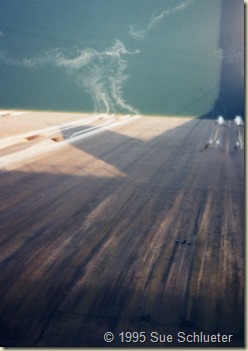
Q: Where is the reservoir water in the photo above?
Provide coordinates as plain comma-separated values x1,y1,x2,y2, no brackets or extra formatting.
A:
0,0,244,117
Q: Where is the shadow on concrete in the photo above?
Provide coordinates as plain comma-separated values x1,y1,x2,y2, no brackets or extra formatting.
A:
0,116,244,347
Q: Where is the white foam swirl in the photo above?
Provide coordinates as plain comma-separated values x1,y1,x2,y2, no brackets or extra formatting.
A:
0,39,140,114
53,40,140,114
129,0,194,39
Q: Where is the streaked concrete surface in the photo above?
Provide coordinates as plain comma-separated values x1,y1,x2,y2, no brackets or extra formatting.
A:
0,112,244,347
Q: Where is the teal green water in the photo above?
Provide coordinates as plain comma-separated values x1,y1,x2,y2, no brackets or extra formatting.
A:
0,0,244,116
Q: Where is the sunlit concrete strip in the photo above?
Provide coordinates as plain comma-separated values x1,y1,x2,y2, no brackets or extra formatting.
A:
65,115,141,145
10,111,28,116
0,110,28,116
0,115,141,171
0,113,111,149
0,110,11,116
43,115,109,138
68,118,121,138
